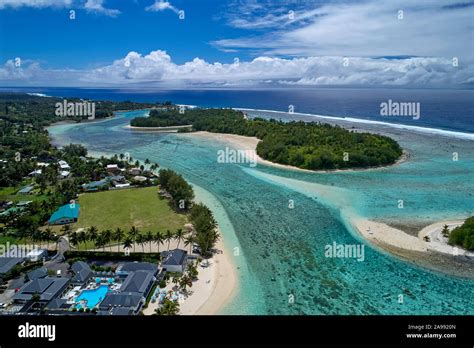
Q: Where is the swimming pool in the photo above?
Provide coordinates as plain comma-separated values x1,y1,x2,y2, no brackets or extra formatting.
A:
75,285,109,309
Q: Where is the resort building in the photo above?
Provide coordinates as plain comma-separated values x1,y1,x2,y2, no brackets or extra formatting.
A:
98,293,143,315
0,257,24,277
97,263,158,315
160,249,188,273
120,270,155,295
45,298,71,312
115,262,158,276
25,248,48,261
48,203,80,225
71,261,93,284
13,277,69,304
26,267,48,281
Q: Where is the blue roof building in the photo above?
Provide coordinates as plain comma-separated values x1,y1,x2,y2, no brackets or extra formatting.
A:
48,204,80,225
81,179,109,192
18,185,34,195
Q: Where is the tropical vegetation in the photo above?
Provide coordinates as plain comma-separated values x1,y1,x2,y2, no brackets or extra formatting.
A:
131,108,403,170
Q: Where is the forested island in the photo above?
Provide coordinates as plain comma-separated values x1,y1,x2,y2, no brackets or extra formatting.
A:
131,108,403,170
448,217,474,251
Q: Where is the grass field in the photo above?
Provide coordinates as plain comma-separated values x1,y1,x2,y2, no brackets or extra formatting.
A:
0,184,48,203
73,186,187,233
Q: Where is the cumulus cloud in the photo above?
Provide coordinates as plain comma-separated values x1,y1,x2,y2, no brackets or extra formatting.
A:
84,0,120,17
145,0,178,14
1,50,472,88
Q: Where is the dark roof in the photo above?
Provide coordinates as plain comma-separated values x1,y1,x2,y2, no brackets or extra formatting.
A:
27,267,48,280
71,261,90,273
117,262,158,274
72,268,92,283
71,261,92,283
120,271,154,294
111,307,133,315
45,298,71,310
13,277,69,302
0,257,23,275
99,292,142,309
161,249,187,266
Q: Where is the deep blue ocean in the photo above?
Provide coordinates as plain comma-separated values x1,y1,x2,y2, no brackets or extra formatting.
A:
2,87,473,133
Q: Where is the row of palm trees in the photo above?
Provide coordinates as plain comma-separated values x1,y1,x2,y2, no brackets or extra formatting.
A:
117,154,159,172
19,228,61,250
64,225,195,253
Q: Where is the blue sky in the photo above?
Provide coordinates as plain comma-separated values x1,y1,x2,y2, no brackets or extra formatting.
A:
0,0,243,67
0,0,472,87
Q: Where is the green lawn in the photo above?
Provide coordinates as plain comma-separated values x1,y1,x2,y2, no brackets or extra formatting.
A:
73,186,187,233
0,183,49,204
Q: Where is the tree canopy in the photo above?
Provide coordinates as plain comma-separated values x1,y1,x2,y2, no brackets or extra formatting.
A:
131,108,403,170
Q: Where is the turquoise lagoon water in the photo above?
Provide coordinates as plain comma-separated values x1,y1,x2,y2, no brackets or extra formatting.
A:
48,110,474,315
75,285,110,309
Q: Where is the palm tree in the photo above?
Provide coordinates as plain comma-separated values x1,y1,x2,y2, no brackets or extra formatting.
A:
129,226,139,252
145,231,154,252
78,230,87,250
164,229,174,251
119,153,124,160
155,298,179,315
95,235,106,252
69,232,79,249
174,228,185,249
123,237,133,253
145,158,150,169
154,231,164,253
183,235,195,254
113,227,124,252
87,226,99,244
103,229,112,251
136,234,146,253
179,274,193,293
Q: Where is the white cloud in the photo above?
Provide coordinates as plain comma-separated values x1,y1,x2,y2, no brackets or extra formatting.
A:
0,0,120,16
216,0,474,61
0,0,73,9
1,50,472,88
84,0,120,17
145,0,178,14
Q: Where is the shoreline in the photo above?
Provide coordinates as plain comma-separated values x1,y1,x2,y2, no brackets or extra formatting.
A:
348,215,474,278
178,131,409,174
125,124,193,132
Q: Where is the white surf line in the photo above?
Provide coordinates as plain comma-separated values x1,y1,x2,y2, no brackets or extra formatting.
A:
235,107,474,141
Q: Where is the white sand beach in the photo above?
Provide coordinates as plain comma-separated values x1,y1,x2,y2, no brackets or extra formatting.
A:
124,124,193,132
349,216,473,257
179,237,236,315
